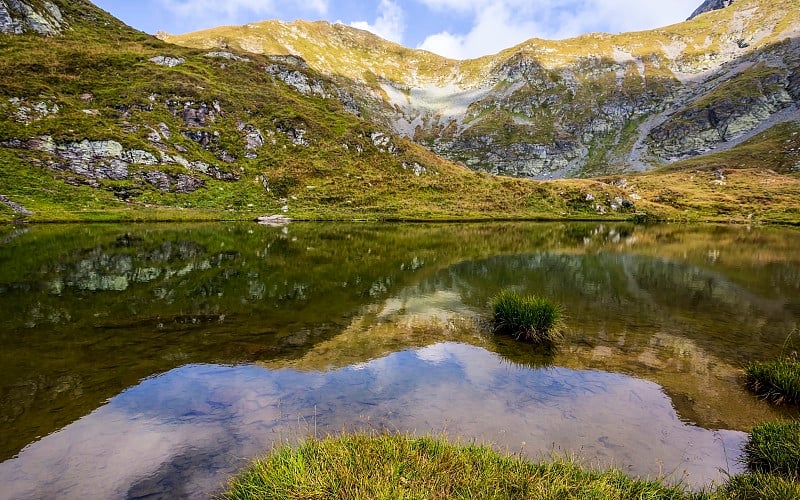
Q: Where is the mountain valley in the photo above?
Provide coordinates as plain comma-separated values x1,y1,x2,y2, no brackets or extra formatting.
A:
0,0,798,223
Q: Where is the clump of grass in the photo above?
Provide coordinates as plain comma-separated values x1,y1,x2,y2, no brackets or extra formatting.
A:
742,421,800,479
492,289,564,345
744,359,800,406
222,433,701,499
717,472,800,500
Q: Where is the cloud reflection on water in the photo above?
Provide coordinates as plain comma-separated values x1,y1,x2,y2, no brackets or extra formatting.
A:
0,343,745,499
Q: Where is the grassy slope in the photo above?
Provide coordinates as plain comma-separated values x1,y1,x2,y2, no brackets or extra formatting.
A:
0,1,797,224
0,2,646,223
615,121,800,225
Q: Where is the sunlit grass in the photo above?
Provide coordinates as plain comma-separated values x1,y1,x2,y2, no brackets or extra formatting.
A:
745,359,800,406
222,433,703,500
717,472,800,500
742,421,800,479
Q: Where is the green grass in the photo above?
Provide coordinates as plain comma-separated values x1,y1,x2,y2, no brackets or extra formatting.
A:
492,289,564,345
222,434,703,500
717,472,800,500
742,421,800,479
745,359,800,406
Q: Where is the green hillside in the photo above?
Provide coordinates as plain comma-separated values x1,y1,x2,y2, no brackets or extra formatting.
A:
167,0,800,179
0,0,798,224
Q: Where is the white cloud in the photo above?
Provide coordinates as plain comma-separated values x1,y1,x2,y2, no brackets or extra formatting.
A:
417,0,700,59
350,0,405,44
419,2,539,59
158,0,329,29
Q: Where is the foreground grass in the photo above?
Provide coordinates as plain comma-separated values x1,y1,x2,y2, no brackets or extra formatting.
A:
745,359,800,406
742,421,800,479
717,472,800,500
223,434,702,500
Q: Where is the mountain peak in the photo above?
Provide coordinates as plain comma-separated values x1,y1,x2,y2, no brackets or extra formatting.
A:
0,0,64,35
688,0,735,20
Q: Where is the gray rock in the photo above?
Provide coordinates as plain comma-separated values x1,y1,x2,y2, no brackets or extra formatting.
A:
149,56,185,67
0,194,32,215
188,161,239,181
265,64,326,97
0,0,62,35
216,150,236,163
181,105,210,127
7,98,59,124
146,128,161,143
688,0,734,20
242,125,264,150
143,171,172,192
276,123,308,147
205,51,250,62
121,149,159,165
0,2,22,34
336,88,360,116
175,174,204,193
182,130,216,147
158,123,172,140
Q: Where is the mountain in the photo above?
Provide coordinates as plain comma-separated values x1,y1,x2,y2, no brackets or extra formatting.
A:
0,0,647,223
688,0,735,20
0,0,799,224
165,0,800,179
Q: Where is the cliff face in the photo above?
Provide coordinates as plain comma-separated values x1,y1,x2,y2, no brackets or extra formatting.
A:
0,0,63,35
688,0,735,20
166,0,800,179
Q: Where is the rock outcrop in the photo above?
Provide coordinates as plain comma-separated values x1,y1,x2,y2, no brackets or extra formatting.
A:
688,0,735,20
0,0,63,35
165,0,800,179
0,136,236,196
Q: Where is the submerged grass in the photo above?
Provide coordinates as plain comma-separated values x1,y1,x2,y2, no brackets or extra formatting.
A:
492,290,564,345
742,421,800,479
222,434,702,500
744,359,800,406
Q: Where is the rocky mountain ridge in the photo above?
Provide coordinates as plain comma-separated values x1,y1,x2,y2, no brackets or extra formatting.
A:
688,0,736,20
1,0,799,224
166,0,800,178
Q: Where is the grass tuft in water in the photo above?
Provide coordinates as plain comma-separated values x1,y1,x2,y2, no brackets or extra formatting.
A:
222,433,702,499
745,359,800,406
742,421,800,479
492,290,564,345
717,472,800,500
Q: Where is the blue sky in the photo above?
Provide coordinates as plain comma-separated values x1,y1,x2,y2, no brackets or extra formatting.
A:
92,0,702,59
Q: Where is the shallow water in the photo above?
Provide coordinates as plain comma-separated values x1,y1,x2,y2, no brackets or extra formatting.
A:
0,222,798,498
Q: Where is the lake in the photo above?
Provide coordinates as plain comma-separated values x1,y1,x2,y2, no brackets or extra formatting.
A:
0,221,798,498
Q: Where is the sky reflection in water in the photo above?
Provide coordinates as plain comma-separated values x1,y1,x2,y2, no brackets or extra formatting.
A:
0,343,745,499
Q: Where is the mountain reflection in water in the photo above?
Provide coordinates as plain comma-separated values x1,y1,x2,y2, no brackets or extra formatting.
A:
1,222,798,497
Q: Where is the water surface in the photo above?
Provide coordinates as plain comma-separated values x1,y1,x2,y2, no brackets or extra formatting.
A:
0,222,798,498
